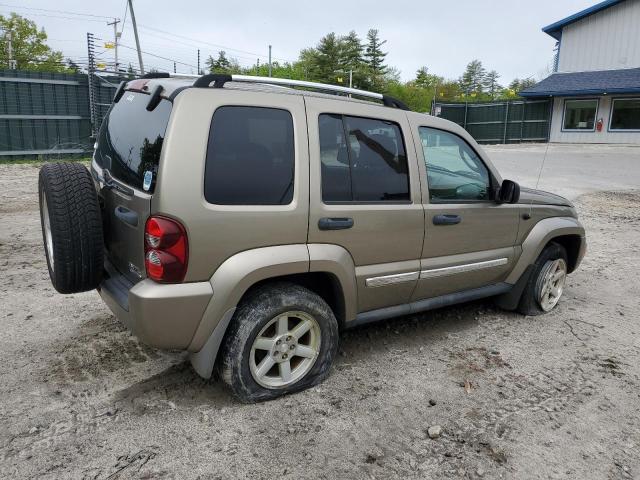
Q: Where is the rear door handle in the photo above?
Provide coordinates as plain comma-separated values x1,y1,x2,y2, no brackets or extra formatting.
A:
114,206,138,227
318,217,354,230
433,214,461,225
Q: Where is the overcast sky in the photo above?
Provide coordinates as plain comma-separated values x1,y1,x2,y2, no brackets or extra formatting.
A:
8,0,600,82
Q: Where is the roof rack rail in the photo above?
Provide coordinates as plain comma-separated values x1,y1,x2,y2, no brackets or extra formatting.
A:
162,73,411,110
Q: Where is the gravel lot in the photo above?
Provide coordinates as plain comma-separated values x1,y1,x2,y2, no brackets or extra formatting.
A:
1,147,639,479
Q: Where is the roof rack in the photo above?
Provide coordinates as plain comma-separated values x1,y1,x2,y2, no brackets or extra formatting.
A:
159,73,410,110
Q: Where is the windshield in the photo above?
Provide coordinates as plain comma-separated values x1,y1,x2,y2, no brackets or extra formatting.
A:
95,91,172,193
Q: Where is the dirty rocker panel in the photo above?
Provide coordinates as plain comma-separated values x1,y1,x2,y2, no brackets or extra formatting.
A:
350,282,512,328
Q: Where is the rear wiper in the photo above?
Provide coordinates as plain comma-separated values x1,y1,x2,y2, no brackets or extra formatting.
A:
102,169,134,196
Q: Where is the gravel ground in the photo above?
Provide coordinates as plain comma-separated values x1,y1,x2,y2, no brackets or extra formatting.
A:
1,161,639,479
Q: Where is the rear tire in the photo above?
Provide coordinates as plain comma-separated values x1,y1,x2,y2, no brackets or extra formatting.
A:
518,242,568,316
220,282,339,403
38,162,104,294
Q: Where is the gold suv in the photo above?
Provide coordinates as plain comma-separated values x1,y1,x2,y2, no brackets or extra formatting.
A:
38,73,586,402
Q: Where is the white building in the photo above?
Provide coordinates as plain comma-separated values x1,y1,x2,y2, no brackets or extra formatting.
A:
522,0,640,143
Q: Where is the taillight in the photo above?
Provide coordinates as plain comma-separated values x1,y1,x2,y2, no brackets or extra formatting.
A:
144,216,188,283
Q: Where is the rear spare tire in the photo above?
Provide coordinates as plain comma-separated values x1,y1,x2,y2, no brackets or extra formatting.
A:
38,162,104,293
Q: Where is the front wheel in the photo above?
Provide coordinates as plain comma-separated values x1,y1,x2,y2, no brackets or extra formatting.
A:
518,242,568,316
219,282,339,403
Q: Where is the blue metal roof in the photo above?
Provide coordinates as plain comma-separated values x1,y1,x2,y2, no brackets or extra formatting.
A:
542,0,626,40
520,68,640,97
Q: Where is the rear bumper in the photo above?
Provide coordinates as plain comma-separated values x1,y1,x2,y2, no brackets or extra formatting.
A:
98,268,213,350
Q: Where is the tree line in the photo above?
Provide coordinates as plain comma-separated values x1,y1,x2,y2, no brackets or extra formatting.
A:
205,29,538,111
1,13,539,112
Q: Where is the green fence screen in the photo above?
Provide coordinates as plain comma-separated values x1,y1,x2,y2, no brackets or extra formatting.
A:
434,99,551,144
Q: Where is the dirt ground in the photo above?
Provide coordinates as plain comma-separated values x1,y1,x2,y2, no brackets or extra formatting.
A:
1,161,639,480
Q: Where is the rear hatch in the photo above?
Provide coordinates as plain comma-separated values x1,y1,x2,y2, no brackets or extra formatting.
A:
92,89,172,284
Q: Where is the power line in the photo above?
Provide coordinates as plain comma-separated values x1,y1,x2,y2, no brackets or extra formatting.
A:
136,24,293,63
0,3,112,20
118,43,198,69
0,10,106,23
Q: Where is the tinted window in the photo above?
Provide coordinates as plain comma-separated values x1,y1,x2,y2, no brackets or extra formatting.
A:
95,92,171,192
563,99,597,130
610,98,640,130
205,106,294,205
319,114,409,202
419,127,491,202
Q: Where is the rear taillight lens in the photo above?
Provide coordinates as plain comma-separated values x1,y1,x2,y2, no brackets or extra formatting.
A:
144,216,188,283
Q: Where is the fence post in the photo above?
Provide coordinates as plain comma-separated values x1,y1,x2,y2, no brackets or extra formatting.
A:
463,102,468,130
520,101,526,143
502,101,510,144
87,32,97,139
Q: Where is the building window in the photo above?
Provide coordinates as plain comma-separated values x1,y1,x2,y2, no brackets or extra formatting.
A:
205,106,295,205
610,98,640,131
563,99,598,131
318,114,410,203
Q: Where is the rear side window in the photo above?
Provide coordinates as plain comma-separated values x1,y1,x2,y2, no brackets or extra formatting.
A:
319,114,409,202
205,106,295,205
95,91,171,193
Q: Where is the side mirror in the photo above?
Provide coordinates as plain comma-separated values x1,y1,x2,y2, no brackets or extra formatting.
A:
497,179,520,204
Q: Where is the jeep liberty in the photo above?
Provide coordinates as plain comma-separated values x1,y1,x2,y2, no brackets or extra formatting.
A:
38,73,586,402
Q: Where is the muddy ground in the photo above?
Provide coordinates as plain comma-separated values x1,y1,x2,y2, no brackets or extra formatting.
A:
1,162,639,479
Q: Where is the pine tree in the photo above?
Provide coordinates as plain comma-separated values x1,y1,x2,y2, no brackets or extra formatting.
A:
315,32,343,84
459,59,486,95
484,70,501,99
339,31,367,88
364,29,387,90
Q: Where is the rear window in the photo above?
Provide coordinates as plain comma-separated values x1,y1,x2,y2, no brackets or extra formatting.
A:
204,106,295,205
95,91,172,192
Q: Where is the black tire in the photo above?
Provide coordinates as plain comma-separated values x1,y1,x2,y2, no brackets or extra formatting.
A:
517,242,568,316
220,282,339,403
38,162,104,294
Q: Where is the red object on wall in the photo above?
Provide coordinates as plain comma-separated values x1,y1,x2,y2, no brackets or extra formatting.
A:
596,118,603,132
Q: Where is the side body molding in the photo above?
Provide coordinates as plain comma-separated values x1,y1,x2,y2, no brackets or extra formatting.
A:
506,216,586,284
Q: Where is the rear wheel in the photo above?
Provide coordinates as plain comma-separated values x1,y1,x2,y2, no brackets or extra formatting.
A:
518,242,568,316
220,282,339,403
38,162,104,294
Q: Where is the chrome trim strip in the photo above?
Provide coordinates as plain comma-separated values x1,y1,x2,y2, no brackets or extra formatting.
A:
365,271,419,288
420,258,509,280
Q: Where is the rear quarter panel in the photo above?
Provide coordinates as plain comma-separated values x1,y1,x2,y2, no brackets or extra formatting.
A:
154,89,310,282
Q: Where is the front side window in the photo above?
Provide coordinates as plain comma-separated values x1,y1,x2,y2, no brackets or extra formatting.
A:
419,127,491,202
610,98,640,130
205,106,294,205
318,114,410,202
563,99,598,130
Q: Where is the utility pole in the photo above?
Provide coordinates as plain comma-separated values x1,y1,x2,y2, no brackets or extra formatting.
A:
268,45,272,77
6,30,16,69
197,49,200,74
127,0,144,75
173,61,176,73
107,18,120,72
349,69,353,88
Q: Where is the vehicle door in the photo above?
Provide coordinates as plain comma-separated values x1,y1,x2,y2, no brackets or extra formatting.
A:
306,97,424,313
410,123,520,300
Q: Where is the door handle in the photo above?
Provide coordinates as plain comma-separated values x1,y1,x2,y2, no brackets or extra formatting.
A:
318,217,354,230
433,214,461,225
114,206,138,227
